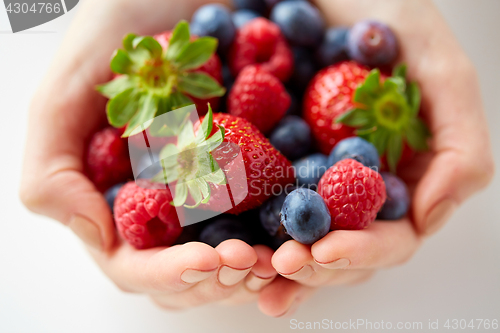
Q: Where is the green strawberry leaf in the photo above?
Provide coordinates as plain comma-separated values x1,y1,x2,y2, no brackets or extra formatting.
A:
123,33,137,51
353,69,381,105
110,49,133,74
383,76,406,94
170,91,194,109
106,88,141,127
203,168,226,185
335,108,372,127
172,182,188,207
97,76,137,99
184,181,203,208
405,117,430,151
123,93,158,137
165,20,191,61
132,36,163,59
204,126,225,151
178,72,226,98
370,129,390,155
197,103,214,142
387,133,403,173
176,120,196,150
406,81,421,116
392,63,407,79
176,37,218,71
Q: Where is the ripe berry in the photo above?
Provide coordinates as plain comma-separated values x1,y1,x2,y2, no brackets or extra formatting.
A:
270,0,324,47
280,188,331,244
293,153,328,188
377,172,410,220
347,20,398,66
232,0,266,14
259,186,295,236
104,183,125,214
232,10,261,28
114,180,184,249
190,4,236,49
328,137,381,170
318,159,386,230
228,18,294,82
315,27,349,68
289,47,316,93
199,217,254,247
228,65,291,134
85,127,133,192
269,115,312,160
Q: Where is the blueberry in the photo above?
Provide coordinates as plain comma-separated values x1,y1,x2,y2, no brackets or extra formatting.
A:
232,10,261,28
136,152,162,179
259,187,294,236
264,0,303,9
104,183,125,213
377,172,410,220
269,116,312,160
232,0,266,14
347,20,398,66
280,188,330,244
191,4,236,49
199,217,254,247
270,1,325,47
285,91,301,116
315,27,349,68
328,137,380,169
219,65,234,113
293,153,328,189
288,47,316,93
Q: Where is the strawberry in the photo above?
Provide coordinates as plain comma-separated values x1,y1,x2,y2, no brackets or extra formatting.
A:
153,106,295,215
303,61,370,156
114,180,184,249
97,21,225,140
318,159,386,230
85,127,133,192
228,18,294,82
304,61,430,172
228,65,290,134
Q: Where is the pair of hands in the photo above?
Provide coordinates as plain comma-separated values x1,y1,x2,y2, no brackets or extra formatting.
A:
20,0,494,317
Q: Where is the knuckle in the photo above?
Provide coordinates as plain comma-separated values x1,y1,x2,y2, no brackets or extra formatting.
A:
19,180,44,212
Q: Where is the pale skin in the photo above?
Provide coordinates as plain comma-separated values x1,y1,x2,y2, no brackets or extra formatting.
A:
20,0,494,317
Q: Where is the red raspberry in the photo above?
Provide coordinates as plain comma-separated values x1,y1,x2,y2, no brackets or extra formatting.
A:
114,180,184,249
229,18,293,82
85,127,133,192
318,159,386,230
228,65,290,134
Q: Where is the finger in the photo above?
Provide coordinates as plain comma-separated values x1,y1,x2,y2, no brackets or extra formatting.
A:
245,245,277,292
312,220,421,270
272,240,315,281
215,239,257,287
90,241,220,294
258,277,315,318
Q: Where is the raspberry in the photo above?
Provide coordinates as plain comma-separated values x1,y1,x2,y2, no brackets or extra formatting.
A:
228,18,293,82
85,127,133,192
114,180,184,249
318,159,386,230
228,65,290,134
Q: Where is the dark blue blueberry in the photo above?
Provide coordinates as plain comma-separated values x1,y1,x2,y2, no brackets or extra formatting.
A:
269,116,312,161
199,217,254,247
104,183,125,214
285,91,301,116
218,65,234,113
347,20,398,66
270,1,324,47
293,153,328,189
264,0,303,9
232,0,266,14
315,27,349,68
328,137,380,169
136,152,162,179
377,172,410,220
191,4,236,49
280,188,330,244
289,47,316,93
259,187,295,236
232,10,261,28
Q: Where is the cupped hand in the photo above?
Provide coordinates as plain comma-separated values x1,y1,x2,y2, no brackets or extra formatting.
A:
18,0,299,315
273,0,494,289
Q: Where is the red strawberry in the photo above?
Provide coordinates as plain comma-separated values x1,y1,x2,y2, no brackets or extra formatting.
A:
318,159,386,230
228,65,290,134
303,61,370,155
85,127,133,192
229,18,294,82
156,107,295,215
98,21,225,139
114,180,184,249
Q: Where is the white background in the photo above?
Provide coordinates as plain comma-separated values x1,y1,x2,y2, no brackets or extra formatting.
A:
1,1,499,332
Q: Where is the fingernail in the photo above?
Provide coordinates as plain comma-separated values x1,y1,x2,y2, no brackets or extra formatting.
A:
316,258,350,269
424,198,457,235
68,215,103,251
218,266,252,286
280,265,313,280
181,269,216,284
245,273,275,291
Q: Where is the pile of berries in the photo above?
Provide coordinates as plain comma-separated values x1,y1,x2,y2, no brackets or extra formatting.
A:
86,0,428,249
